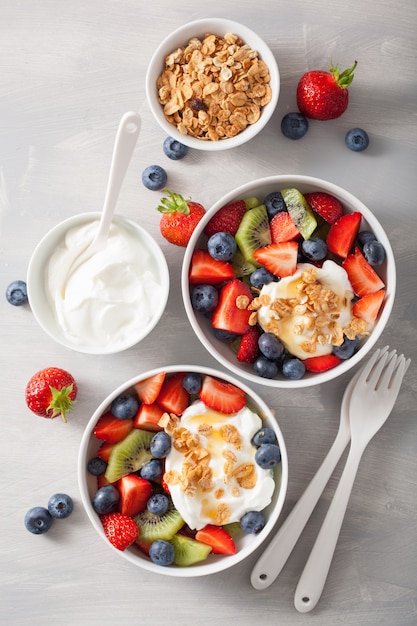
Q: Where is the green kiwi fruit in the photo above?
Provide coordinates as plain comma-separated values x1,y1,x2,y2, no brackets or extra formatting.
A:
280,188,317,239
231,250,258,278
235,204,271,265
134,503,184,542
170,533,212,566
104,428,154,483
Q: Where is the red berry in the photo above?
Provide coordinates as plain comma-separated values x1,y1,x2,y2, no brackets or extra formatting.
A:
25,367,77,422
203,200,247,237
157,189,206,246
100,512,139,551
304,192,344,225
297,61,357,121
199,375,246,414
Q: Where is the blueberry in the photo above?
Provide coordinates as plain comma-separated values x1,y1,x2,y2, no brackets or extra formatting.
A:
357,230,377,247
345,128,369,152
24,506,53,534
264,191,286,219
250,267,277,290
363,240,386,266
163,136,188,160
149,539,175,566
301,237,327,261
140,459,163,482
213,328,239,342
87,456,107,476
182,372,202,395
147,493,169,516
252,427,277,446
191,284,218,314
141,165,167,190
207,232,237,261
92,484,119,514
253,356,278,379
281,112,309,140
258,333,284,360
150,431,172,458
333,336,360,360
6,280,28,306
240,510,266,534
282,358,306,380
111,394,139,420
47,493,74,519
255,443,281,469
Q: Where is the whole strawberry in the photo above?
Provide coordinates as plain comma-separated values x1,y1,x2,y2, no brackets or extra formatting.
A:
25,367,77,422
296,61,357,120
100,512,139,551
157,188,206,246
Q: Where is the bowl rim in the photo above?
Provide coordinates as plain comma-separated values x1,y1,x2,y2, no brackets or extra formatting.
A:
77,363,289,577
181,174,396,388
145,17,280,151
27,212,170,355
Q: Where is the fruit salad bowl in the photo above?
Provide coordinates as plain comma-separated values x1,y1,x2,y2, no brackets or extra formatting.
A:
146,18,279,151
181,175,396,388
78,365,288,577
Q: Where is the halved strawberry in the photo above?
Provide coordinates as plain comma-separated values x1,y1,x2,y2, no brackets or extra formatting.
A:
199,375,246,414
195,524,237,555
100,512,139,551
342,247,385,297
253,241,298,278
133,402,165,431
136,537,152,557
352,289,386,325
304,192,344,224
270,211,300,243
189,249,235,285
94,412,133,443
97,473,111,489
237,326,261,363
157,373,190,416
117,474,153,517
303,354,341,372
134,372,166,404
203,200,247,237
97,441,115,462
326,212,362,258
211,279,253,335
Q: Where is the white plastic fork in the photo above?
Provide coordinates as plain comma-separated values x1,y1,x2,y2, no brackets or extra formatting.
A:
250,346,388,590
294,348,410,613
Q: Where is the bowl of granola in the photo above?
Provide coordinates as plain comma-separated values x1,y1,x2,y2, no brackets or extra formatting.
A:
78,364,288,576
146,18,279,150
181,175,396,387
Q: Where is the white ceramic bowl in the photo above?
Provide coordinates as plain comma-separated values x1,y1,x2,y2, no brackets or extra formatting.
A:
78,364,288,577
145,18,279,151
181,175,396,388
27,213,170,354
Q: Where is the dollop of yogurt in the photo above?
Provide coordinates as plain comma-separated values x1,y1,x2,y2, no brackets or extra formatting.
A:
164,400,276,530
256,260,355,360
46,219,163,349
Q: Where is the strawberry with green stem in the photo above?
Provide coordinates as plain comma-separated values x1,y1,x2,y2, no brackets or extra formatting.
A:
297,61,357,120
25,367,77,422
157,188,206,246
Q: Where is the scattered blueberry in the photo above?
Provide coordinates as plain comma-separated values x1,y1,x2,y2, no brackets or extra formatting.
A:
345,128,369,152
252,427,277,446
140,459,163,482
150,431,172,458
282,357,306,380
281,112,309,140
182,372,203,395
92,484,120,514
363,240,386,266
250,267,278,290
213,328,239,342
357,230,377,247
240,510,266,534
207,232,237,261
149,539,175,566
87,456,107,476
255,443,281,469
191,284,218,314
24,506,53,535
47,493,73,519
253,356,279,379
147,493,170,516
111,394,139,420
264,191,286,219
6,280,28,306
333,336,360,360
301,237,327,261
258,333,284,360
141,165,167,190
163,136,189,160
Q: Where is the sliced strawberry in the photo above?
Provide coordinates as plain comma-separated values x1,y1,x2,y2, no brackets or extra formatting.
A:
161,475,170,494
117,474,153,517
97,473,111,489
94,412,133,443
270,211,300,243
353,289,386,325
135,537,152,556
211,279,253,335
237,326,261,363
326,211,362,258
203,200,247,237
303,354,341,372
100,512,139,551
134,372,166,404
189,249,235,285
157,373,190,416
304,192,344,224
253,241,298,278
342,247,385,297
199,375,246,414
195,524,237,555
133,402,165,431
97,441,115,462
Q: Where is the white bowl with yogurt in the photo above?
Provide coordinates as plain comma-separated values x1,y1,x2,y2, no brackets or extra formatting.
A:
27,213,170,354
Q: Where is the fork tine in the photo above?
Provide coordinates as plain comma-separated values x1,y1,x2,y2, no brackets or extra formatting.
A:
376,353,402,391
385,355,410,392
366,349,397,387
358,345,389,383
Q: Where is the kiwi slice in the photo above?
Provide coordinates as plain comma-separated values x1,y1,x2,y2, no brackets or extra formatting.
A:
134,503,184,542
235,204,271,264
231,250,258,278
105,428,154,483
280,188,317,239
170,533,212,566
